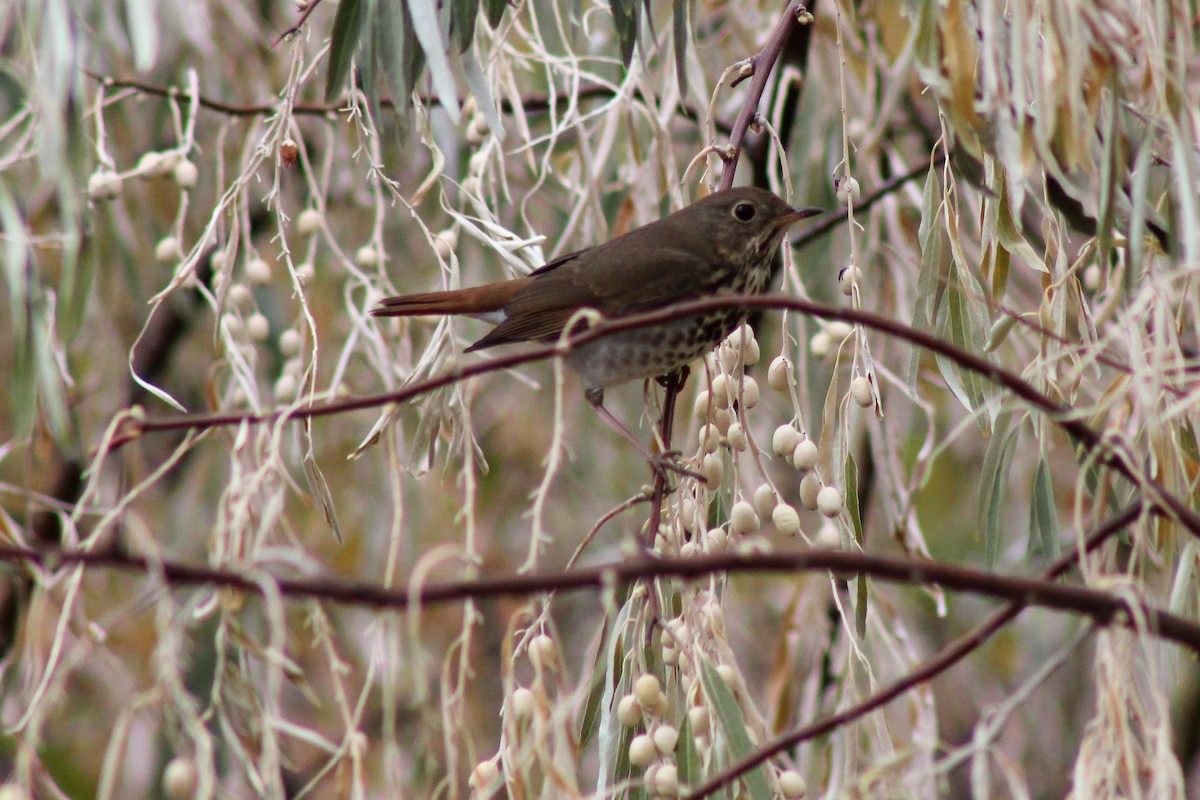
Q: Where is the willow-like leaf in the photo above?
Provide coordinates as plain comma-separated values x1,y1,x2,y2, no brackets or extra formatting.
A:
325,0,369,100
700,658,772,800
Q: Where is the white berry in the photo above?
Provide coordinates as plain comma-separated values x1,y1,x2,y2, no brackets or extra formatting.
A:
161,757,198,800
772,503,802,535
815,521,841,548
773,425,801,457
355,245,379,269
817,486,844,517
617,693,642,726
173,159,198,189
652,725,679,755
154,236,179,264
850,376,873,407
296,208,323,237
767,356,791,390
792,439,819,471
810,331,831,359
779,769,807,799
87,169,122,199
730,501,760,534
799,473,821,510
246,257,272,284
629,733,657,766
753,483,777,518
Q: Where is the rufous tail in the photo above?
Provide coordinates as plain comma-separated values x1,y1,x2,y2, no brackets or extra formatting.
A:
370,279,529,317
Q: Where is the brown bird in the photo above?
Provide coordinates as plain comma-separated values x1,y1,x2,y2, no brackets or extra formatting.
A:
372,186,820,467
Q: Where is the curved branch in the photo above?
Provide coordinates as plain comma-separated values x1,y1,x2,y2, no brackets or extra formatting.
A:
0,511,1193,655
110,293,1200,539
684,501,1142,798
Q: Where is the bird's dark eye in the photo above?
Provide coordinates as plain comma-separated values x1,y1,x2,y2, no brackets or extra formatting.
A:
732,202,756,222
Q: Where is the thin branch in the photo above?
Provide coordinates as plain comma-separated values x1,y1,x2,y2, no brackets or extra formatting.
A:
2,512,1195,655
720,0,810,192
685,501,1142,799
108,294,1200,539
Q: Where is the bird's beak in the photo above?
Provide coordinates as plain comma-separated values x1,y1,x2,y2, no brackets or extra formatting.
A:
779,206,824,226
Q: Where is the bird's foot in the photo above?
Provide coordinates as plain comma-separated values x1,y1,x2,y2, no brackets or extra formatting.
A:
648,450,706,485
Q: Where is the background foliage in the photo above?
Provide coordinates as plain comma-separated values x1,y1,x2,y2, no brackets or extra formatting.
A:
1,0,1198,797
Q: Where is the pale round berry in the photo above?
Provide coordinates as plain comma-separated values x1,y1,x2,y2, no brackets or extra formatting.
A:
778,769,807,799
654,763,679,796
617,694,642,726
716,664,736,687
741,376,760,408
725,422,746,451
221,313,245,340
296,261,316,283
741,332,761,365
173,159,198,189
815,521,841,549
710,374,733,409
703,527,728,553
469,760,500,793
355,245,379,269
528,634,556,669
653,725,679,756
730,501,760,534
137,150,174,177
753,483,777,519
839,265,861,296
247,312,270,342
772,503,802,535
799,473,821,510
1083,264,1102,291
687,705,710,735
693,390,712,419
629,733,657,766
836,175,861,205
228,283,254,310
434,228,458,260
773,425,801,457
461,175,482,197
827,321,854,340
510,687,535,720
698,424,721,454
700,453,723,486
155,236,179,264
817,486,844,517
633,674,662,707
810,331,831,359
767,355,791,391
161,756,198,800
296,208,323,237
209,250,228,272
274,373,298,403
279,328,302,358
87,169,122,199
792,439,819,471
850,375,873,407
246,257,272,284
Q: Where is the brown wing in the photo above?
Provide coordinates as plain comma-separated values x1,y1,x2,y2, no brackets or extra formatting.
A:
467,226,712,350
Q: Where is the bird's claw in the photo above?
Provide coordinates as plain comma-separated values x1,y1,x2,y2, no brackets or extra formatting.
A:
648,450,707,484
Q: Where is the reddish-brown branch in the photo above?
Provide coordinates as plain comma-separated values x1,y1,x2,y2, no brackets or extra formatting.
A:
1,508,1194,655
684,501,1143,799
108,293,1200,539
720,0,810,192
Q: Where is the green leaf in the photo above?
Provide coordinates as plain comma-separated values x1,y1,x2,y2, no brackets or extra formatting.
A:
452,0,477,51
700,659,772,800
408,0,462,122
1027,457,1060,559
483,0,506,27
675,708,700,788
609,0,639,68
122,0,160,71
672,0,689,96
325,0,370,101
978,411,1018,569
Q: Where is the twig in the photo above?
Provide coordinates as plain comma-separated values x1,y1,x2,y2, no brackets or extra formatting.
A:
3,508,1195,655
684,501,1142,798
108,294,1200,540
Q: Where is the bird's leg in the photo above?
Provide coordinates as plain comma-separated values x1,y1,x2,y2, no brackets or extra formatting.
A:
585,387,704,484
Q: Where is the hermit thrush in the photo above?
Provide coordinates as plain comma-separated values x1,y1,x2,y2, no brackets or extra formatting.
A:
372,187,820,462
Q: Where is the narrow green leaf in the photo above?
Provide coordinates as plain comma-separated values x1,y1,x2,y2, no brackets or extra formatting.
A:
483,0,506,27
408,0,462,122
451,0,477,51
609,0,639,68
122,0,160,70
978,411,1018,569
325,0,370,101
675,708,700,788
1027,457,1060,559
700,659,772,800
672,0,689,96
